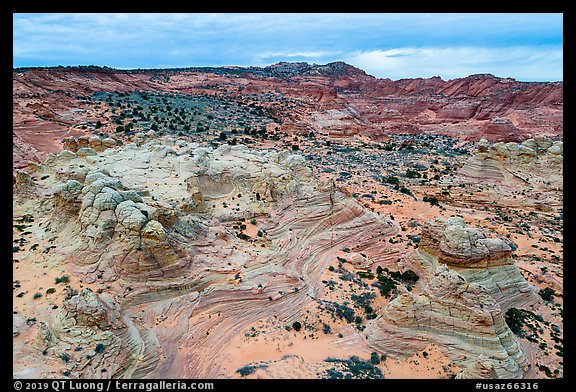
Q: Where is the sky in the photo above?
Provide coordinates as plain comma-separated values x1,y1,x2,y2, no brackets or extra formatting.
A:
13,13,563,81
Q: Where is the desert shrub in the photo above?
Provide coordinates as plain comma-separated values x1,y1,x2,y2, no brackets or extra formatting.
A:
399,186,412,195
236,365,256,377
376,275,397,298
505,308,529,335
383,176,400,185
55,275,70,284
389,270,419,283
95,343,106,353
406,169,421,178
237,233,251,241
292,321,302,332
357,271,374,279
539,287,556,302
423,196,439,206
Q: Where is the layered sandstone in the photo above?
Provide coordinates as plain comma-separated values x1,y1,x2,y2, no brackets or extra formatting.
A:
365,217,536,379
457,136,563,192
13,135,399,378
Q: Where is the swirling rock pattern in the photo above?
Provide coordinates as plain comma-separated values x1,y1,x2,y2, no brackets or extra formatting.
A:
34,288,153,379
15,136,400,378
365,218,536,378
457,136,562,192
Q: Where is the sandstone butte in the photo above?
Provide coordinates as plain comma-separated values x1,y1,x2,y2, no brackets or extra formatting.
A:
13,63,563,380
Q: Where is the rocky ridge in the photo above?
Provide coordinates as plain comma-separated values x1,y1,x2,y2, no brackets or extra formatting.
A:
13,63,562,169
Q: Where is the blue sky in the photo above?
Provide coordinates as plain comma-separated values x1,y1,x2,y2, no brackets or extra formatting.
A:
13,13,563,81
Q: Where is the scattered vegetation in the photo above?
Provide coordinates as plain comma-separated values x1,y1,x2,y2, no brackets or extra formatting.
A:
322,356,384,379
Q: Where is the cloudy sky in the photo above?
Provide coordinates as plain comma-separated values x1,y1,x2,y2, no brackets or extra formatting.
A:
13,13,563,81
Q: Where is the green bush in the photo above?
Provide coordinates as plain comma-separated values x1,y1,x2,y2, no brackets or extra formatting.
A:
539,287,556,302
423,196,439,206
377,275,397,298
236,365,256,377
237,233,251,241
505,308,528,335
399,186,412,195
406,169,421,178
55,275,70,284
95,343,106,353
292,321,302,332
383,176,400,185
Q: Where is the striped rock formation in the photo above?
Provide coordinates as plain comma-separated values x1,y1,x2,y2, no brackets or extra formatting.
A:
366,217,535,379
33,288,157,378
14,136,399,378
457,136,563,191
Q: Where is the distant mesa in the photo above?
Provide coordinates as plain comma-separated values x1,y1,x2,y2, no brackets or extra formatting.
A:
13,61,562,168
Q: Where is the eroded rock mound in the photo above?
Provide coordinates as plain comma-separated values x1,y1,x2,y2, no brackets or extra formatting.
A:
456,136,563,192
477,117,522,142
365,218,535,379
14,136,399,378
33,288,154,379
420,216,513,267
420,217,535,309
62,135,117,153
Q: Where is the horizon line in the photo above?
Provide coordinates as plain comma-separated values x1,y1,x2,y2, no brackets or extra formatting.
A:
12,61,564,84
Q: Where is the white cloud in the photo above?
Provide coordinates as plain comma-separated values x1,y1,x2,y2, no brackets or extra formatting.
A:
345,46,563,81
255,50,342,63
